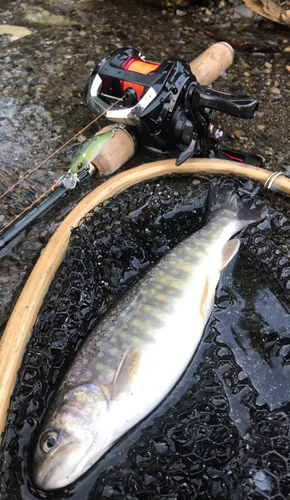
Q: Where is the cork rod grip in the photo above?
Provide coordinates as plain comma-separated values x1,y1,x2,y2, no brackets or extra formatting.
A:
190,42,234,85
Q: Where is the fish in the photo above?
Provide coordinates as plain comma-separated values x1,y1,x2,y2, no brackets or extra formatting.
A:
69,128,116,173
32,181,267,490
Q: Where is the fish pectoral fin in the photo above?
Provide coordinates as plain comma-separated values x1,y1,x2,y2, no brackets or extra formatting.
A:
200,274,215,317
109,346,141,401
220,239,240,271
98,383,112,403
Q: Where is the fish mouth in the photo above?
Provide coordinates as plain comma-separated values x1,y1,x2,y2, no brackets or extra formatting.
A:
34,439,113,490
33,441,88,491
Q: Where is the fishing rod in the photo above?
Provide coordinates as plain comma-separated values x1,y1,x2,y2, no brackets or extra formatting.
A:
0,42,261,250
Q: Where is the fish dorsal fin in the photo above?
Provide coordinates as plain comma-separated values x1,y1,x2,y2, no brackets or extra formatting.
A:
107,346,141,401
220,238,240,271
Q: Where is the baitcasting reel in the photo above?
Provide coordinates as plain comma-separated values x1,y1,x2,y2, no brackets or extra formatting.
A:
85,48,259,166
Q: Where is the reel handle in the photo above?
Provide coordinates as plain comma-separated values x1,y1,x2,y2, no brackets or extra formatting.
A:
189,85,259,119
189,42,234,85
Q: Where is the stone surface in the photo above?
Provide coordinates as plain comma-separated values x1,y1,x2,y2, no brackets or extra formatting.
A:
0,25,32,40
234,129,245,138
267,86,281,95
23,6,76,25
234,4,254,18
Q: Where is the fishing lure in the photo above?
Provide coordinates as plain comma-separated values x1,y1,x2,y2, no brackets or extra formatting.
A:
69,128,116,173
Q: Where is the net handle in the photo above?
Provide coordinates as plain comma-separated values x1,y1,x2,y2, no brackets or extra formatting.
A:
1,157,290,438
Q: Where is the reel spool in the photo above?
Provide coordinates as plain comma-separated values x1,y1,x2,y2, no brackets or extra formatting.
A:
119,55,160,99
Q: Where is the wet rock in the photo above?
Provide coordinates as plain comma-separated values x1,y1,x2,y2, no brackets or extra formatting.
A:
138,0,192,7
23,6,76,25
234,129,245,138
277,151,290,164
0,25,33,41
250,67,261,75
224,72,234,83
77,134,87,143
267,86,281,96
233,5,254,18
85,60,96,67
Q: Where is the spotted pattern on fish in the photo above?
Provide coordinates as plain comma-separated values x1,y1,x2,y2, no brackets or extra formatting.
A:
33,183,267,491
63,219,229,390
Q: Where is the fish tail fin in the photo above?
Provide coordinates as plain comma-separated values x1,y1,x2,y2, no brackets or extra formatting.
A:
206,179,267,231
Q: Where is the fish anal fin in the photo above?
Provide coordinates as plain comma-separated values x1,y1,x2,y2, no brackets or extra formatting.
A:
220,239,240,271
109,346,141,401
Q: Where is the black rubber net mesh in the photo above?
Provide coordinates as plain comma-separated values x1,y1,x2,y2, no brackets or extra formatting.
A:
1,173,290,500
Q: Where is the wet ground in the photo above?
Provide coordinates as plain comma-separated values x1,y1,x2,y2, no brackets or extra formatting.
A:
1,0,290,498
1,0,290,331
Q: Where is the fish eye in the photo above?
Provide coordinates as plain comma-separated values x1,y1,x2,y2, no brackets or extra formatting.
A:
77,162,83,171
40,430,60,453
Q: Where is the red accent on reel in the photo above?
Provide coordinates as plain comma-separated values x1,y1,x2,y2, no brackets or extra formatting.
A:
119,56,160,99
221,151,244,162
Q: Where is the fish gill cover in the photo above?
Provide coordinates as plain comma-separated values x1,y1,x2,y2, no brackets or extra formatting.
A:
1,174,290,499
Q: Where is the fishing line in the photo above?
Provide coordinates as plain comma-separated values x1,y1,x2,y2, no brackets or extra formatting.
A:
0,96,124,201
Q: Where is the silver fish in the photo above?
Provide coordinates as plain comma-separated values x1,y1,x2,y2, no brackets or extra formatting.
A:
33,182,266,490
